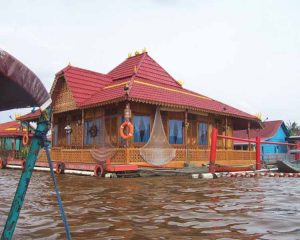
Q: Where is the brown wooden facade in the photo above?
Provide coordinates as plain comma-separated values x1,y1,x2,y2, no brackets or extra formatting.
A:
36,76,257,168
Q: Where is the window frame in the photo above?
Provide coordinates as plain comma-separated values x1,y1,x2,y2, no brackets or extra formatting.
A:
168,119,184,145
198,122,208,146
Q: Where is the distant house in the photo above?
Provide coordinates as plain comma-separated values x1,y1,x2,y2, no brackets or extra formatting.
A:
0,120,33,161
234,120,289,155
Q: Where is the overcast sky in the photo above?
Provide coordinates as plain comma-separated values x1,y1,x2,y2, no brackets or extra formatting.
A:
1,0,299,124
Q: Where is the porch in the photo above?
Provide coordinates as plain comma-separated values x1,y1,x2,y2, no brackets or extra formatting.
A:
37,147,256,169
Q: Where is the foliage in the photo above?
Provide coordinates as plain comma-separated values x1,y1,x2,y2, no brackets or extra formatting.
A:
286,121,300,136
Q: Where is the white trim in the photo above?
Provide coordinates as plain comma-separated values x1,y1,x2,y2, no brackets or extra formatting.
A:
40,98,52,111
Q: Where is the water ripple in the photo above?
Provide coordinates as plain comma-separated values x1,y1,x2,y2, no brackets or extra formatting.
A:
1,170,300,239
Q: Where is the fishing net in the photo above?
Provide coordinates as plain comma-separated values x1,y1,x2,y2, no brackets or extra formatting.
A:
90,117,117,163
140,108,176,166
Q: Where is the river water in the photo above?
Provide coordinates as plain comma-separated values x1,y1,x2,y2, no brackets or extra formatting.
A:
1,170,300,240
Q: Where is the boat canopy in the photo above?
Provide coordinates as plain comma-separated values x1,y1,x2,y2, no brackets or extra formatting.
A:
0,49,50,111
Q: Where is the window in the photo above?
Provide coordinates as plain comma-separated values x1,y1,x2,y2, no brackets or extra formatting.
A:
198,123,208,145
169,120,183,144
53,125,58,146
134,116,150,143
95,118,102,145
84,120,93,145
67,131,71,146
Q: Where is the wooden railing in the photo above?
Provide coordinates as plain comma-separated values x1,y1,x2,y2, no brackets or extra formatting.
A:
37,147,256,168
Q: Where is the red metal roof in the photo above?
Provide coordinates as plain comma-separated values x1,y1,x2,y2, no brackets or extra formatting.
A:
108,53,181,88
54,52,259,122
17,109,41,122
55,66,112,105
0,121,25,137
233,120,284,142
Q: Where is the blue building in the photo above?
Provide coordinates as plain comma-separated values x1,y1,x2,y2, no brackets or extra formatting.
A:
233,120,289,156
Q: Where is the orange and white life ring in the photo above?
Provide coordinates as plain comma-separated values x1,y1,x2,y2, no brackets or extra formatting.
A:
94,164,104,177
0,158,7,169
22,132,29,146
119,121,134,140
21,160,26,170
56,162,65,174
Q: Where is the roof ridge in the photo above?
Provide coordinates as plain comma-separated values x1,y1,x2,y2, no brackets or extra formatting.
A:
126,53,148,97
58,65,111,78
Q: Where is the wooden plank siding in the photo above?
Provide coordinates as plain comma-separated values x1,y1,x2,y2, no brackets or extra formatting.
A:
49,91,256,168
37,147,255,168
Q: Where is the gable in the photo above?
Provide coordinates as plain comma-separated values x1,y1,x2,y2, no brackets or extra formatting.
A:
267,124,288,141
108,53,182,88
51,77,77,113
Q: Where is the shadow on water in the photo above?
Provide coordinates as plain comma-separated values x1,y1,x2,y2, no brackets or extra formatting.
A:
1,169,300,239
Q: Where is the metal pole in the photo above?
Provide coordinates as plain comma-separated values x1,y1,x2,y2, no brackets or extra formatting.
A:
1,109,51,240
209,128,217,173
44,146,72,240
256,137,261,170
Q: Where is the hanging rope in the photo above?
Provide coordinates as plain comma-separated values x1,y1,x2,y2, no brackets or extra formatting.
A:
37,129,72,240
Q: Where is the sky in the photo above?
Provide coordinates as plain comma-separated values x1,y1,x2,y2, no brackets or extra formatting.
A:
1,0,300,124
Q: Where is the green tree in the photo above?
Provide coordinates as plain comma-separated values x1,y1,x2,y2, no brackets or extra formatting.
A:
286,121,300,136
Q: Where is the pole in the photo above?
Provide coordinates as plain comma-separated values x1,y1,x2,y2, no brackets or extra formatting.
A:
184,110,188,165
256,137,261,170
1,108,51,240
295,140,300,160
209,128,217,173
45,146,72,239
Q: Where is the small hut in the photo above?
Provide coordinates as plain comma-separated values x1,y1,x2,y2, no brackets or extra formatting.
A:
37,51,260,170
0,120,33,165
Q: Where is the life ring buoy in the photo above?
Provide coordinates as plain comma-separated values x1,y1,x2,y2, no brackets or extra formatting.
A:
21,160,26,170
119,121,134,140
94,164,104,177
22,132,29,146
0,159,7,169
56,162,65,174
89,125,98,137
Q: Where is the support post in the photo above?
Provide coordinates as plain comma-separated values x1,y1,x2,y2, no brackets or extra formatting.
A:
81,109,84,148
1,108,51,239
256,137,261,170
295,141,300,160
184,110,189,165
209,128,218,173
247,121,251,151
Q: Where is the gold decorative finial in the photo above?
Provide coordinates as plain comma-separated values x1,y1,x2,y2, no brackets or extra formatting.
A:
128,53,132,58
142,47,147,53
134,66,138,73
255,112,262,120
14,113,21,120
134,50,140,55
178,80,184,86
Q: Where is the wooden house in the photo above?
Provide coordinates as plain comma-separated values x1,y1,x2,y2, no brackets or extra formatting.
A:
0,120,32,166
37,51,260,170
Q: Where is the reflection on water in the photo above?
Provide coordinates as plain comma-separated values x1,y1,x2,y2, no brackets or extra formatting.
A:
1,170,300,240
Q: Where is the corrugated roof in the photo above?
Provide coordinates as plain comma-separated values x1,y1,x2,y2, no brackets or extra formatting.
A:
53,52,259,122
233,120,285,143
0,121,25,137
17,109,41,122
54,65,112,105
108,52,181,88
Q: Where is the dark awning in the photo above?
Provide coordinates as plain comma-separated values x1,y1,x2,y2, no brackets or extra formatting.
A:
0,49,50,111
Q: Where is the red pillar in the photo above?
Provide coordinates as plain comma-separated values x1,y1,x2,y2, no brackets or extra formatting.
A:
209,128,218,173
295,141,300,160
256,137,261,170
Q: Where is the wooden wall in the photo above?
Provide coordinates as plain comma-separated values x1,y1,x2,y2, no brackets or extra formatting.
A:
52,77,77,113
52,101,236,150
